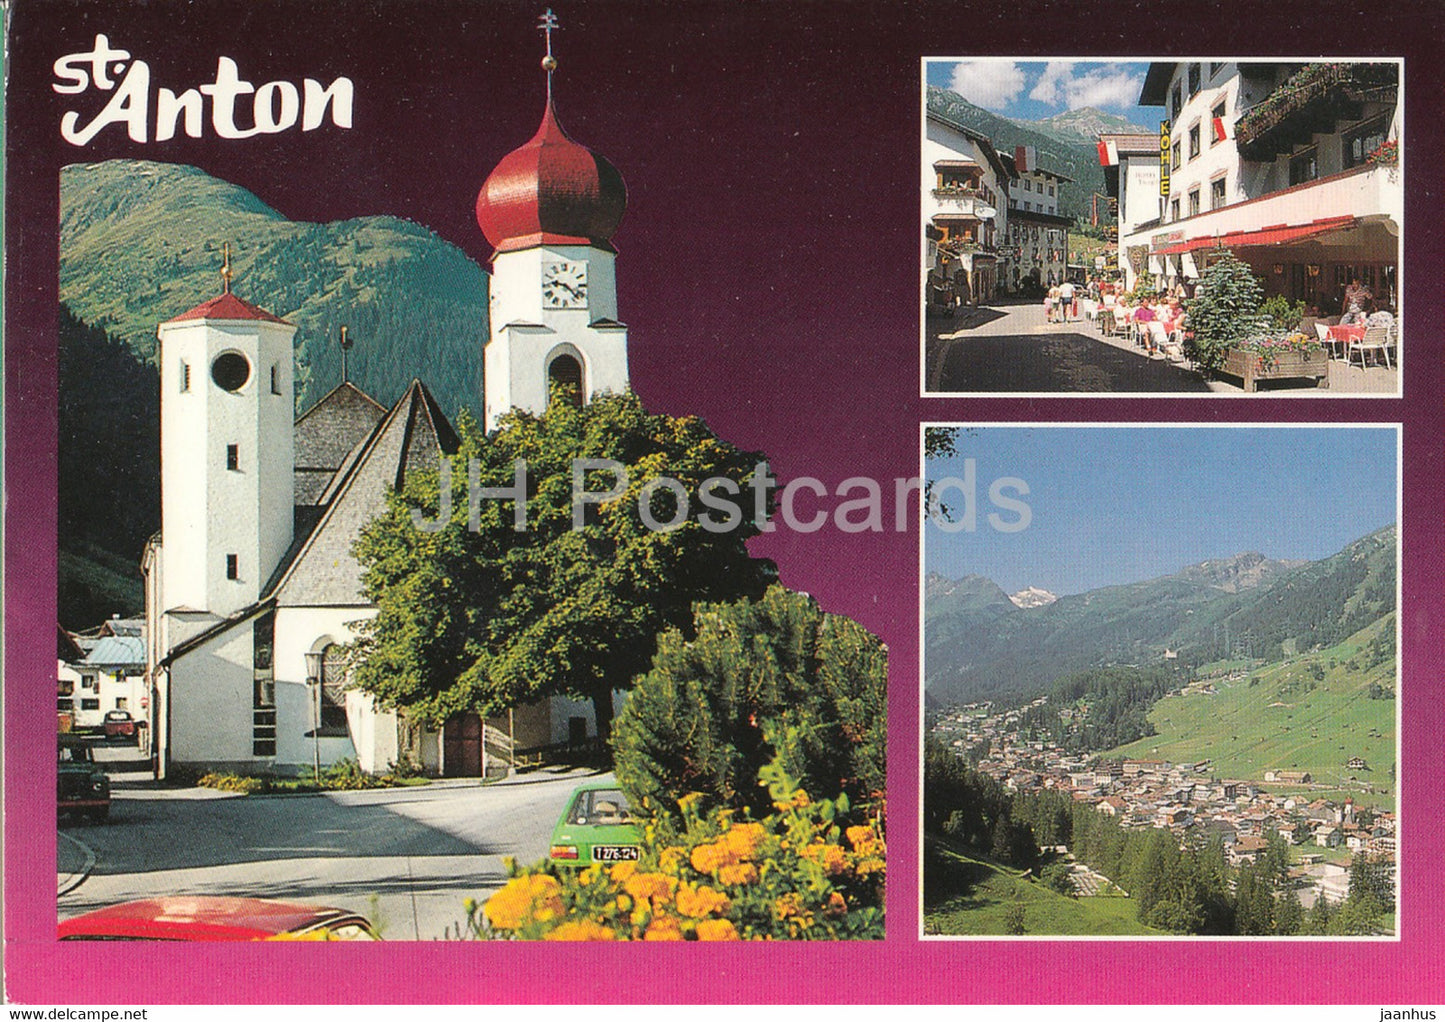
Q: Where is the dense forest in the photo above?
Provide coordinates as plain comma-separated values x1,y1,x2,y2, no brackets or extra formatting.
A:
924,739,1394,936
1016,665,1186,754
58,304,159,627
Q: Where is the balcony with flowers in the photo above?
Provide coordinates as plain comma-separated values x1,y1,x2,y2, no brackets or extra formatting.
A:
1235,62,1398,161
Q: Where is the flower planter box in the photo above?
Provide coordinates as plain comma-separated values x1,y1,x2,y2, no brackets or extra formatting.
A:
1223,347,1330,392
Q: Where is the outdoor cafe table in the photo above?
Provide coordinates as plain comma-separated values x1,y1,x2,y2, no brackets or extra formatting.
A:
1327,323,1366,359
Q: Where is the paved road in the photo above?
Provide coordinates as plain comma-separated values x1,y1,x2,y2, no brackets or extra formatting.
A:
927,299,1211,393
59,751,603,940
925,299,1398,394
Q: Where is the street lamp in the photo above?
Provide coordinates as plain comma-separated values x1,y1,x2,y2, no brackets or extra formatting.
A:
304,650,323,781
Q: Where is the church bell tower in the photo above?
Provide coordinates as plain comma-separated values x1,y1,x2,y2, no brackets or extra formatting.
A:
156,248,296,619
475,9,630,432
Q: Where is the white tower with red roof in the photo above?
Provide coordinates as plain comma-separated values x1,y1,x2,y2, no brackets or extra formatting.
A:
475,10,630,431
156,246,296,621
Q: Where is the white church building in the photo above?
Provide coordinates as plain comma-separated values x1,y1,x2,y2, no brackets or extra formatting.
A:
143,45,632,778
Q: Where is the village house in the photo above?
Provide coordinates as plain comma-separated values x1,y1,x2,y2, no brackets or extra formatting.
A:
1230,834,1270,866
923,112,1013,306
1000,147,1071,291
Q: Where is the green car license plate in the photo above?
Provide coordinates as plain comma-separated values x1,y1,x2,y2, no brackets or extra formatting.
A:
592,845,640,862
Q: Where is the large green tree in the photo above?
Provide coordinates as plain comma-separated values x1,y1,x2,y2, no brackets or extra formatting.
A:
349,390,777,744
612,585,887,821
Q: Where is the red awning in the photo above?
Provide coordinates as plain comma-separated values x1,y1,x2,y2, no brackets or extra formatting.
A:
1154,215,1358,256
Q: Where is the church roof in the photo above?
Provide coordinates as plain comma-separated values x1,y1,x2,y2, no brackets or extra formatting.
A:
162,291,292,326
475,94,627,255
269,380,461,607
294,382,389,506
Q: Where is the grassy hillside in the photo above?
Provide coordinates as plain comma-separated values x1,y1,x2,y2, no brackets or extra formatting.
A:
1108,616,1396,807
924,840,1160,936
60,160,488,420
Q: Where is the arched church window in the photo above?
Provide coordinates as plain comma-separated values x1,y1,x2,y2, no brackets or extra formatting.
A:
320,643,348,731
548,354,584,408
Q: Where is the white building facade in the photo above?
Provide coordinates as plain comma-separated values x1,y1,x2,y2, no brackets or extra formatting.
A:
1116,61,1400,309
1002,149,1072,291
923,112,1013,305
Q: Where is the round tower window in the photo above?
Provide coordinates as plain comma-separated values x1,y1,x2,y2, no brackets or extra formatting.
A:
211,352,251,392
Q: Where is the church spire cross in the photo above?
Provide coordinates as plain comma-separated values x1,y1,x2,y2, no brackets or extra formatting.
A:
220,241,233,294
537,8,559,96
339,325,355,384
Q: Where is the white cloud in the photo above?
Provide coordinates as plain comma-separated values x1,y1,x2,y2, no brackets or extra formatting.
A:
1028,62,1143,111
947,61,1028,110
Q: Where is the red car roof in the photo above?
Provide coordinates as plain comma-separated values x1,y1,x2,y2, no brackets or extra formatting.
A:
58,897,357,941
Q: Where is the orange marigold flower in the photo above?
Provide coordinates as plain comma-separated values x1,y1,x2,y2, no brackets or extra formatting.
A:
856,855,886,877
623,871,676,906
717,862,759,886
723,822,766,861
773,892,803,920
484,874,564,931
675,883,730,918
695,918,740,942
543,919,617,942
609,861,638,883
802,842,849,876
845,825,874,849
824,891,848,917
643,916,686,941
690,841,738,875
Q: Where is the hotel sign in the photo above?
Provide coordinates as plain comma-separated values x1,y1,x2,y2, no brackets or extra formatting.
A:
1159,119,1171,197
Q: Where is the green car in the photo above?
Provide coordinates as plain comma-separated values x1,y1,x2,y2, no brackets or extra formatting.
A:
59,736,110,821
548,781,641,866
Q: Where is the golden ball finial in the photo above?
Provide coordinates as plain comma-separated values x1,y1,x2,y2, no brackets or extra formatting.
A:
541,54,557,72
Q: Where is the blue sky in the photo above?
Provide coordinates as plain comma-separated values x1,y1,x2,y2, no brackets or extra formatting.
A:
925,427,1397,596
926,60,1158,121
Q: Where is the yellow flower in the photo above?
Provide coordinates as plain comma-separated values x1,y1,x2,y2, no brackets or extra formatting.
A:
659,845,688,872
717,861,759,886
824,891,848,917
616,894,633,912
676,883,730,918
690,841,738,875
643,916,685,941
773,892,803,920
609,861,637,883
623,871,677,907
802,842,848,876
543,919,617,942
484,874,564,931
845,825,874,849
723,822,766,861
695,918,740,941
855,855,886,877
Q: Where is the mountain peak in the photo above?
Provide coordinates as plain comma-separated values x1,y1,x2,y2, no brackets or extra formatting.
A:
1009,586,1058,609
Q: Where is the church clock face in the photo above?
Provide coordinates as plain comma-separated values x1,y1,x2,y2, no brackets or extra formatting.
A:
541,260,588,309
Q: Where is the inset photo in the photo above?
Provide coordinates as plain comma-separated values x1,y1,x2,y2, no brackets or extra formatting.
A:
922,60,1402,396
921,425,1399,938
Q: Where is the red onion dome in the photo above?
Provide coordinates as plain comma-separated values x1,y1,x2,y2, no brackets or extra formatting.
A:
475,97,627,254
